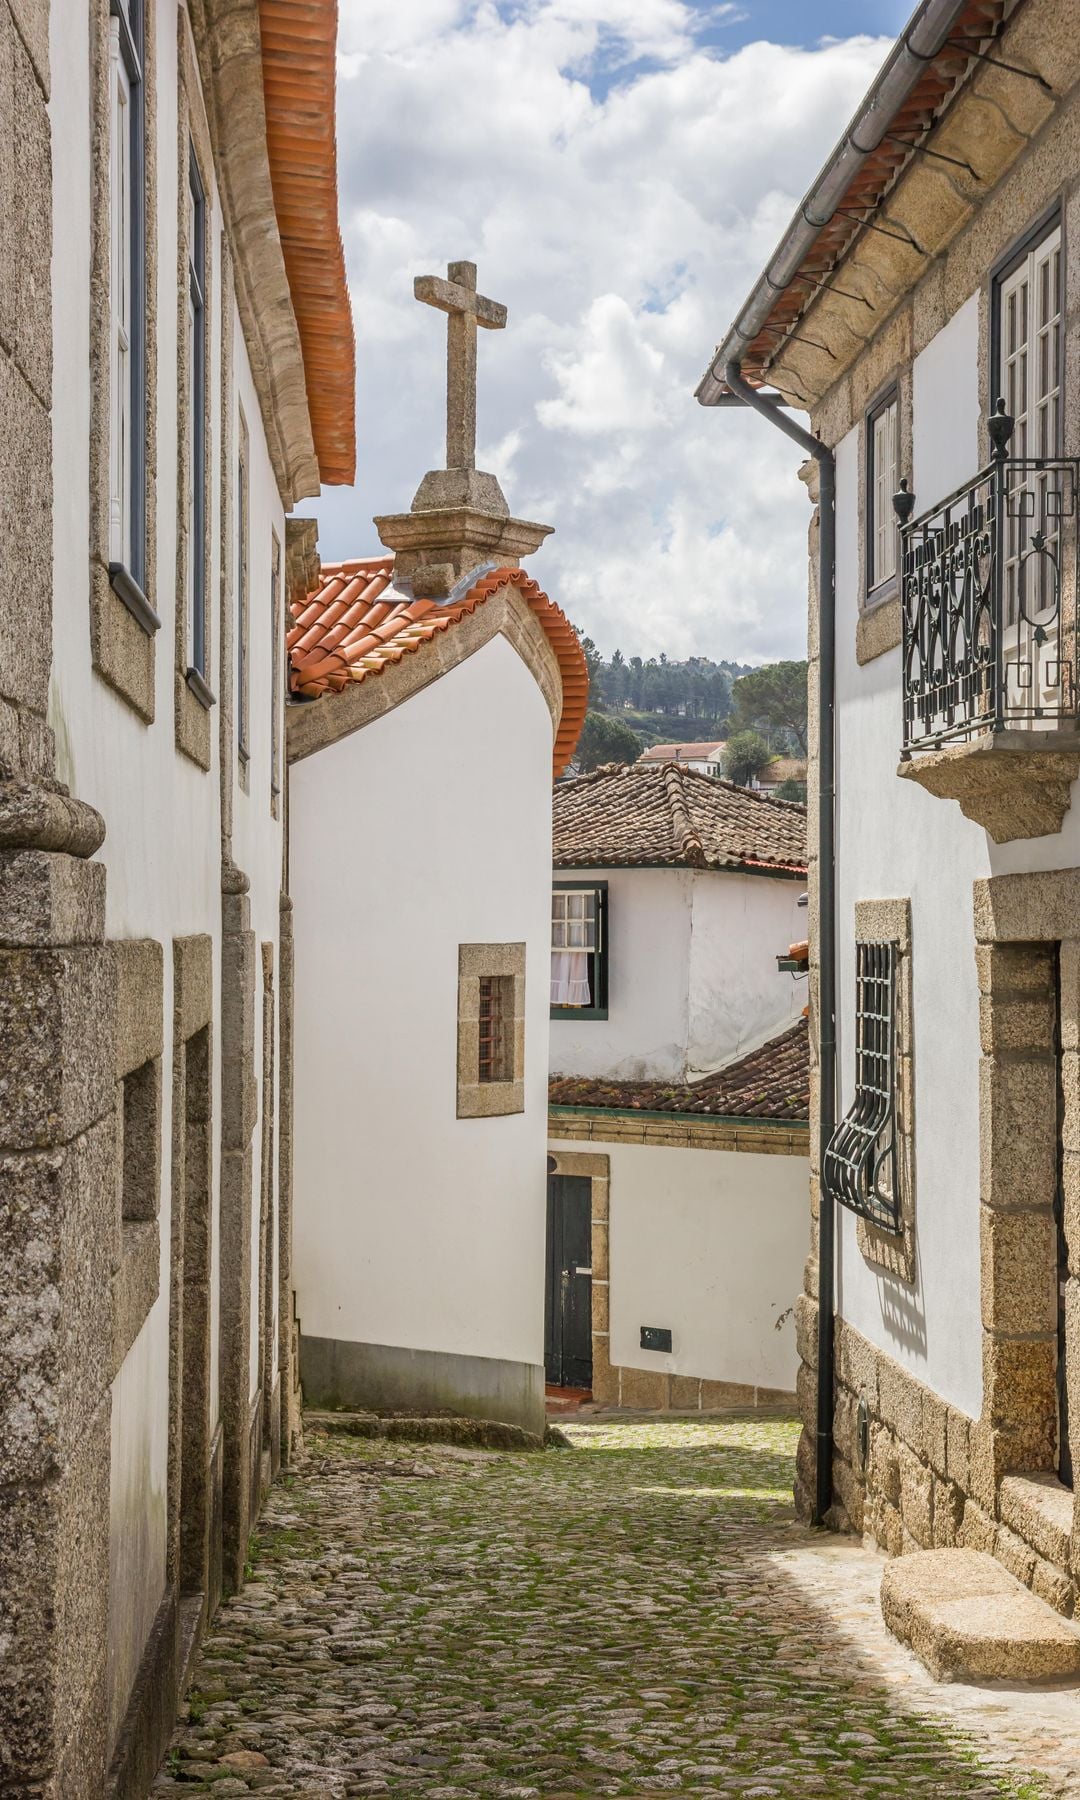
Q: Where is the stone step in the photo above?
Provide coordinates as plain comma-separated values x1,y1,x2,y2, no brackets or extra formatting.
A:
881,1548,1080,1682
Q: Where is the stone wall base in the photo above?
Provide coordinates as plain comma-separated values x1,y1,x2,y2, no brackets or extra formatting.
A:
592,1363,796,1412
796,1296,1080,1618
300,1334,546,1438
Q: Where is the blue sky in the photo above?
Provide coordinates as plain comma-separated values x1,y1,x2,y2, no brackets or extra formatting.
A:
313,2,895,662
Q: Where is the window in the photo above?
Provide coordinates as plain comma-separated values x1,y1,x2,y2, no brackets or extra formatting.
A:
865,388,898,594
108,0,149,619
186,146,207,682
823,940,901,1235
478,976,514,1082
993,215,1063,624
551,883,608,1018
237,413,250,767
457,943,526,1118
270,533,282,811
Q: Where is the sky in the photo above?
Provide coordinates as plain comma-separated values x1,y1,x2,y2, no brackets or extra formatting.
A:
301,0,911,663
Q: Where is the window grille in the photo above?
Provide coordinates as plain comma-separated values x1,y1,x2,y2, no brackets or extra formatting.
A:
478,976,513,1083
823,941,901,1235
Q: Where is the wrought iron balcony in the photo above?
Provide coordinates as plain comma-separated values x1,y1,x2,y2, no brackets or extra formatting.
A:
894,406,1080,841
900,431,1080,756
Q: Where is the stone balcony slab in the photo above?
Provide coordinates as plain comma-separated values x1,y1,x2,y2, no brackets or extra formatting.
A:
897,731,1080,843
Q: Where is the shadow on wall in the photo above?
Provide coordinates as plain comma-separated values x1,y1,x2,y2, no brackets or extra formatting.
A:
878,1272,928,1358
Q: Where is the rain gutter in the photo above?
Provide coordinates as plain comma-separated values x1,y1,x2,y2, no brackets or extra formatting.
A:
719,361,837,1527
693,0,976,407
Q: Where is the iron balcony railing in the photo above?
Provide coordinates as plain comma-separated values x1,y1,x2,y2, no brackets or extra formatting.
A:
899,416,1080,755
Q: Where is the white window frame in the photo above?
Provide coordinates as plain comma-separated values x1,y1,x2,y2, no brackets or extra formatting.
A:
866,389,899,595
186,145,207,680
995,218,1063,630
108,17,132,572
237,412,250,767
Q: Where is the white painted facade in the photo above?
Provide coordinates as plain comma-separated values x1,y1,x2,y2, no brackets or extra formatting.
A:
831,287,1080,1425
290,635,555,1400
550,1137,806,1392
550,864,806,1081
50,0,288,1745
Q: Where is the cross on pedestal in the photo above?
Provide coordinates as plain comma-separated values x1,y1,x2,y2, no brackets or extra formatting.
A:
414,261,507,473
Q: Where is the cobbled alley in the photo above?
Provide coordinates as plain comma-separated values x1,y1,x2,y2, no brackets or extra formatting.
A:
152,1416,1080,1798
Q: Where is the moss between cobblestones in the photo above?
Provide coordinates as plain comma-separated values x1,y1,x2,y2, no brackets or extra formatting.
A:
151,1417,1057,1799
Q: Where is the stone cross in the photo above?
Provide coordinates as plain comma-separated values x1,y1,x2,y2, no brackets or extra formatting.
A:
414,261,507,472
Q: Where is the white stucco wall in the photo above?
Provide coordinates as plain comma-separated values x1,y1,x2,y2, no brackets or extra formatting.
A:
290,633,554,1373
549,865,805,1081
686,872,805,1071
831,285,1080,1423
549,1138,807,1391
549,867,693,1080
50,0,286,1738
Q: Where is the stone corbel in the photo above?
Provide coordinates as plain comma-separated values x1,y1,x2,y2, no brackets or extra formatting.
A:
897,733,1080,844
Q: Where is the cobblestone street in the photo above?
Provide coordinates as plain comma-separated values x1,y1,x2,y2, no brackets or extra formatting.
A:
152,1417,1080,1798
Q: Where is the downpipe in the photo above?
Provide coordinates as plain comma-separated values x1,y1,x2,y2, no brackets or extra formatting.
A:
722,361,837,1526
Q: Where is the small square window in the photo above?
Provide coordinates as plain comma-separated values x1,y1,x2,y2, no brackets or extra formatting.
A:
457,944,525,1118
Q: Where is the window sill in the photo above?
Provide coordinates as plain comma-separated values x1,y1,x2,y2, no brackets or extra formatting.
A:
551,1006,609,1021
110,561,161,635
185,666,217,710
863,574,899,612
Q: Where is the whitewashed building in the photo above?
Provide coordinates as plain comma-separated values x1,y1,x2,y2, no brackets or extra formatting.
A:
546,762,810,1408
696,0,1080,1616
1,1,355,1791
286,264,589,1440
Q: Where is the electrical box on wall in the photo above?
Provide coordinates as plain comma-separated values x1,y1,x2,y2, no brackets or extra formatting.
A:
640,1325,672,1353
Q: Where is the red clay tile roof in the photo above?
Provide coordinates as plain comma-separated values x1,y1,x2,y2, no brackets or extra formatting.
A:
259,0,356,485
639,741,724,762
549,1019,809,1121
722,2,1008,397
553,761,806,875
288,558,589,776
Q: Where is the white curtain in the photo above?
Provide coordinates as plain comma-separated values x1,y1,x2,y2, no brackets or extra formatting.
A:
551,951,591,1007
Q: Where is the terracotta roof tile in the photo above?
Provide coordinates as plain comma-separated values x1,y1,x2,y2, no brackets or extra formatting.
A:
259,0,356,485
549,1019,809,1121
639,741,724,761
553,761,806,875
288,558,588,776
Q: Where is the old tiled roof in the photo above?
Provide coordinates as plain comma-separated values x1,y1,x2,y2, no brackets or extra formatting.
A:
549,1019,809,1121
639,741,724,762
259,0,356,484
288,558,589,776
553,761,806,875
707,1,1009,397
759,757,807,786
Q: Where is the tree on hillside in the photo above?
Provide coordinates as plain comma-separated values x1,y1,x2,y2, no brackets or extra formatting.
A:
577,631,603,691
575,711,643,773
722,730,772,788
731,661,808,754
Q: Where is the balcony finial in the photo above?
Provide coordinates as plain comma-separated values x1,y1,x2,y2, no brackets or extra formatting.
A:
988,396,1015,462
892,478,915,526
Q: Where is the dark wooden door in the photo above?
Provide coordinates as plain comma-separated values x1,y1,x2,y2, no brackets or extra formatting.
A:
545,1174,593,1388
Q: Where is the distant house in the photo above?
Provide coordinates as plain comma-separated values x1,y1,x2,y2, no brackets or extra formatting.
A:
757,756,808,794
638,740,725,777
545,761,810,1410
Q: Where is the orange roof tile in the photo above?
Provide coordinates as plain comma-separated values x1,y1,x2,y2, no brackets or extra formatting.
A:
259,0,356,485
288,559,589,777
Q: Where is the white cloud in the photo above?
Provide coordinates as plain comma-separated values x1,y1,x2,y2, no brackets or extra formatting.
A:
307,1,889,661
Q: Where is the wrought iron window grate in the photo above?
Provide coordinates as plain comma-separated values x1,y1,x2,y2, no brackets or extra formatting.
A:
823,940,901,1235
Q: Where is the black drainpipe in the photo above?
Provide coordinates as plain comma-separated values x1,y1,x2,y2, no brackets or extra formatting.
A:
722,360,837,1526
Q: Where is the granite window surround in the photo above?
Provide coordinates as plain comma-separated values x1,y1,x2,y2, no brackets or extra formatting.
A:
458,942,526,1119
175,15,216,767
90,0,159,719
855,370,912,668
111,938,164,1380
